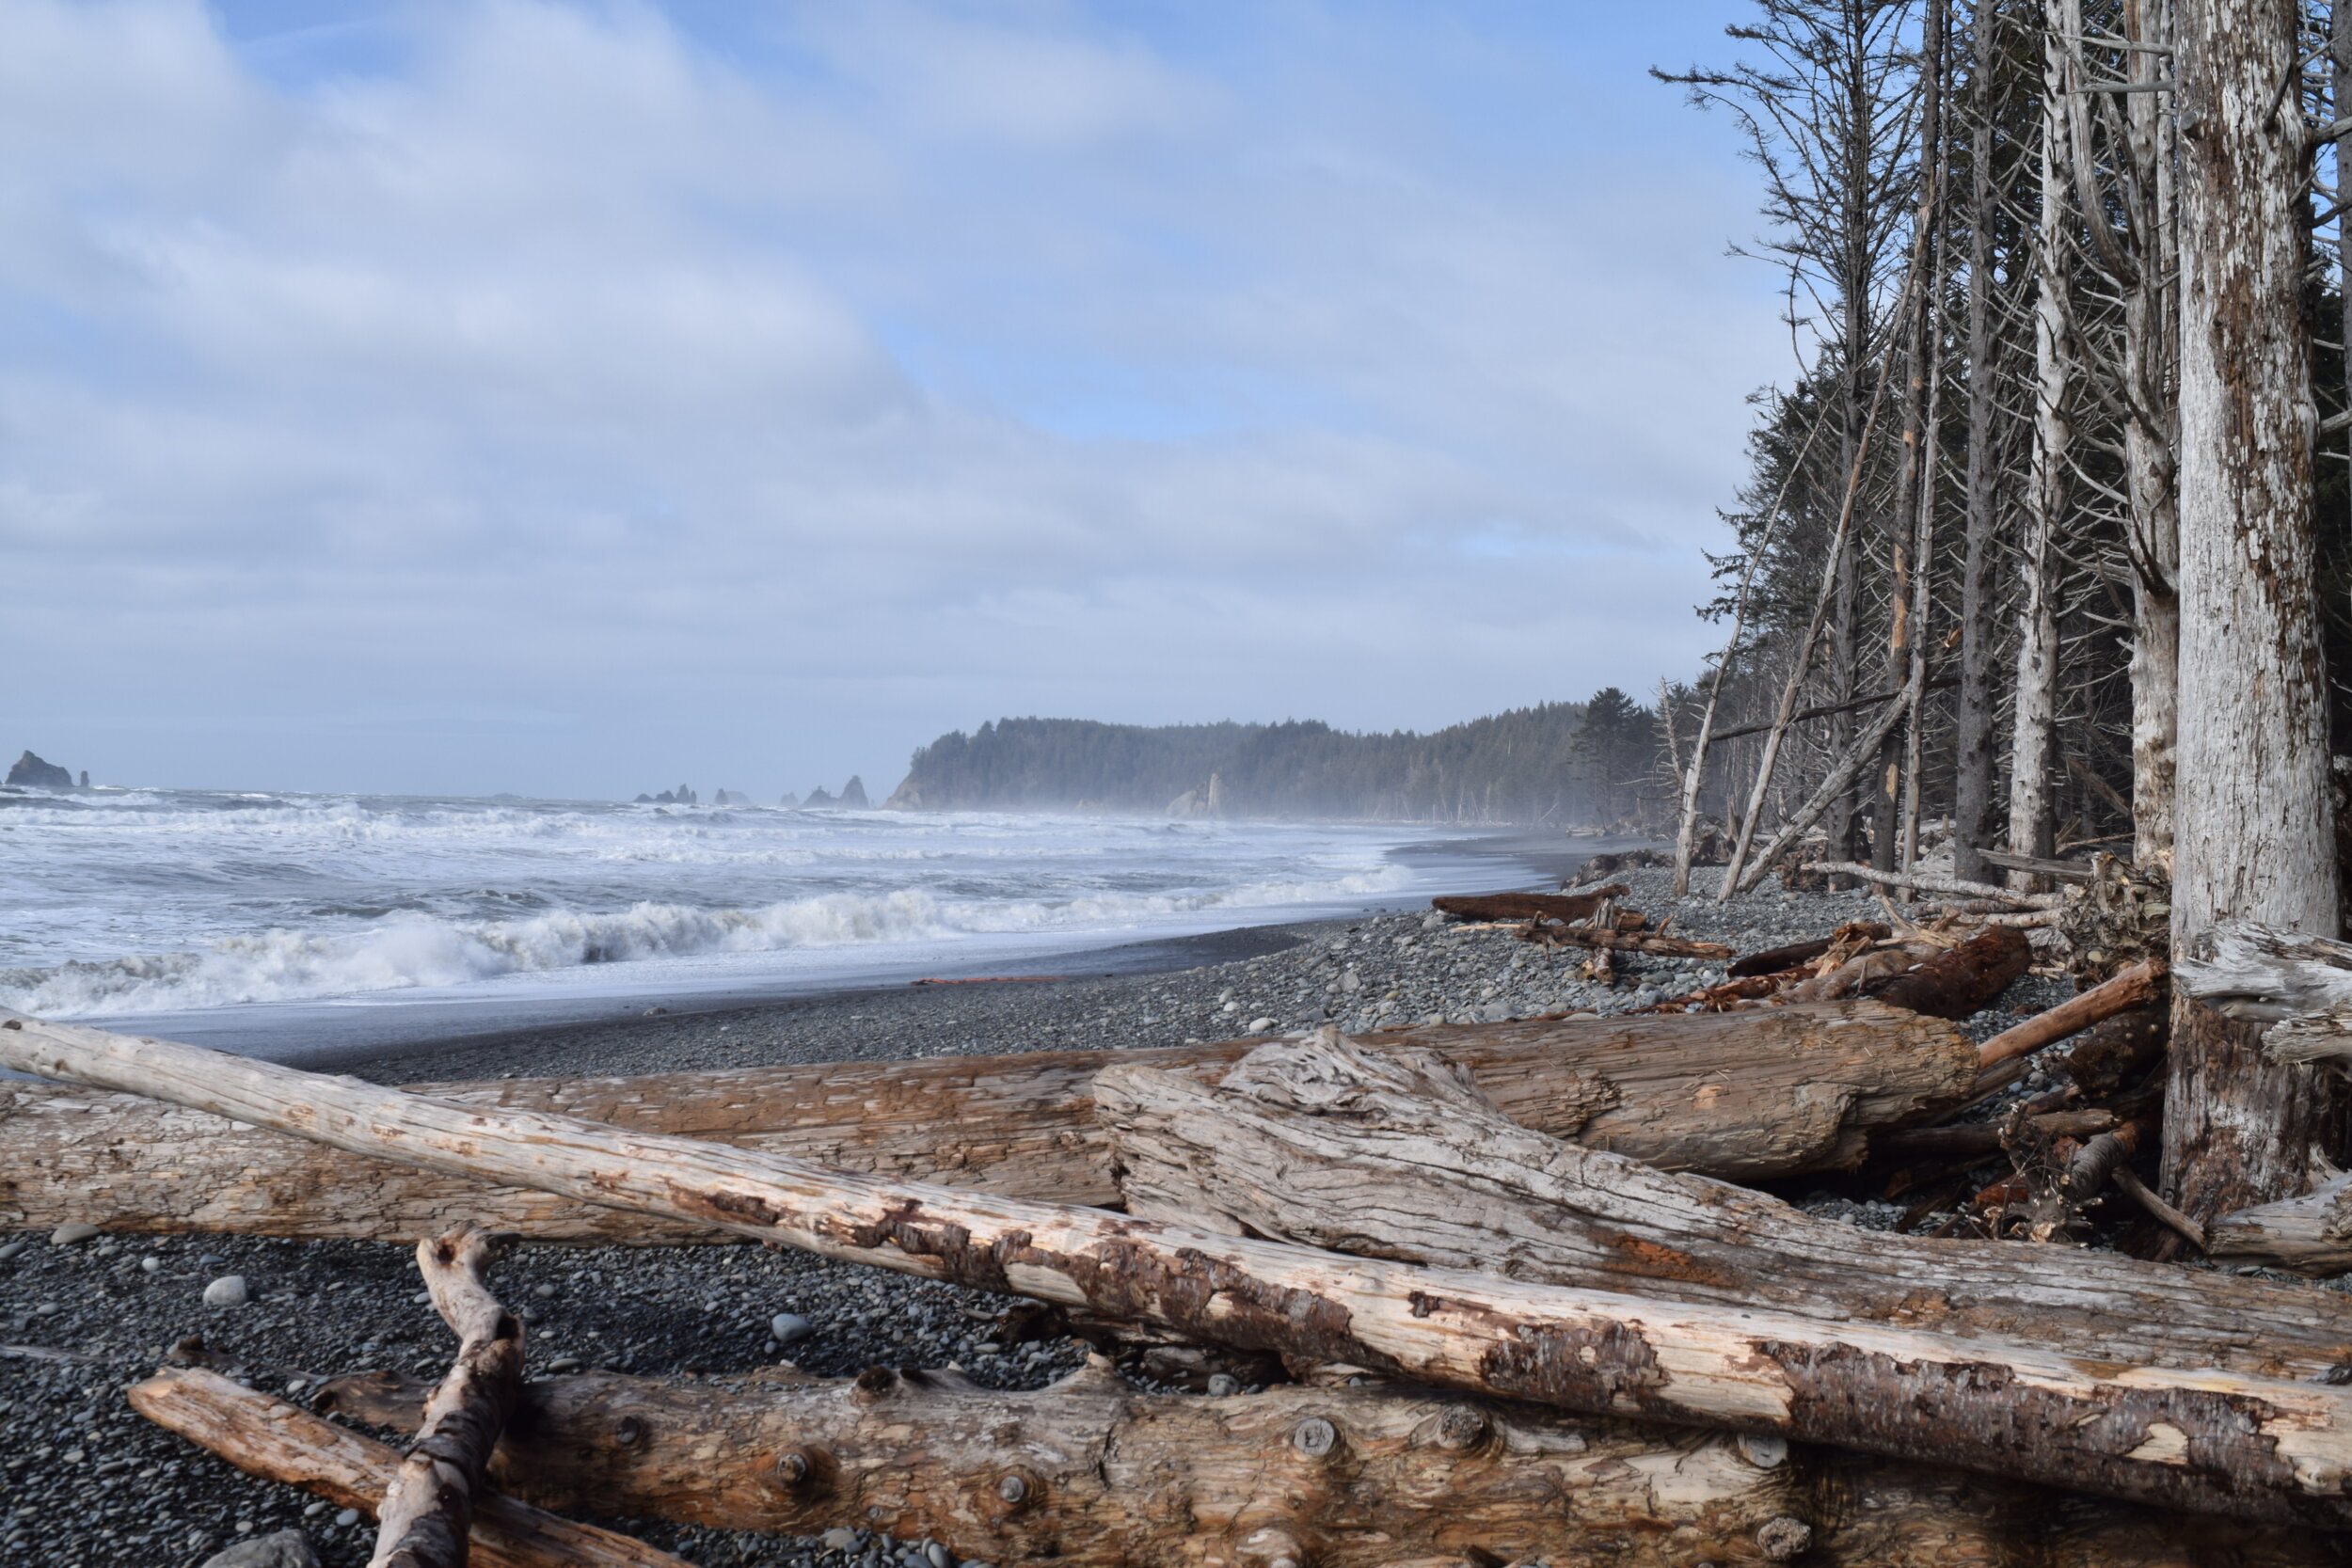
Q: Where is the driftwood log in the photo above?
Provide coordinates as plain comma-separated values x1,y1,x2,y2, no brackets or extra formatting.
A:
321,1361,1809,1567
371,1225,525,1568
127,1367,688,1568
1978,959,2169,1068
1429,887,1626,924
0,1003,1973,1244
1094,1031,2352,1380
318,1363,2352,1568
2208,1173,2352,1275
1868,925,2033,1019
1519,921,1735,958
9,1014,2352,1527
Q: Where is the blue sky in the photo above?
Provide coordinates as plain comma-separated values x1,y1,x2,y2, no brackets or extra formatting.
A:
0,0,1786,799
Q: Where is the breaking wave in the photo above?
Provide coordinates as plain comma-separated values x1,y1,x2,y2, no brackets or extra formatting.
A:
0,864,1413,1017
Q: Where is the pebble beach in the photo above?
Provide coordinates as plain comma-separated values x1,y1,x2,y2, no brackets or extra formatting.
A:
1,866,2082,1568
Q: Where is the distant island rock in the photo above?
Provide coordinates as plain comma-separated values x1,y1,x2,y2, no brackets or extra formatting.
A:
777,790,801,808
713,788,755,805
632,784,699,805
802,785,837,808
7,751,74,789
839,775,869,809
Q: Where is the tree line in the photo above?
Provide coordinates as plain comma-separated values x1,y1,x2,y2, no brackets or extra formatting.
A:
883,700,1669,827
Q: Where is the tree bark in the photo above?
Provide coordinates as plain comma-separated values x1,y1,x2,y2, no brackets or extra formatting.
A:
2010,3,2074,887
1953,0,2010,887
126,1367,686,1568
2166,0,2343,1221
1094,1030,2352,1382
0,1003,1977,1245
370,1225,524,1568
316,1363,2352,1568
10,1013,2352,1527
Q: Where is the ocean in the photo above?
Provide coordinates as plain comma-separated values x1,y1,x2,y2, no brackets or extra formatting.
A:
0,785,1536,1057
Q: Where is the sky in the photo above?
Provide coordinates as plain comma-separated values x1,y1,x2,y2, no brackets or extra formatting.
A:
0,0,1786,800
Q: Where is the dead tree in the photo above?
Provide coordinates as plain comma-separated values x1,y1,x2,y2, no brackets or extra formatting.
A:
2165,0,2344,1220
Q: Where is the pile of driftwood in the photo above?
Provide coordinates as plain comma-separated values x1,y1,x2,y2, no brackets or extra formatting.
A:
11,901,2352,1564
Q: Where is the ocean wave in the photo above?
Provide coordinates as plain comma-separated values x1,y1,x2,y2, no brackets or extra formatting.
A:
0,863,1413,1017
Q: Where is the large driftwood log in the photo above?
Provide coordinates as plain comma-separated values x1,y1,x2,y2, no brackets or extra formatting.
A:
127,1368,687,1568
321,1362,1810,1567
0,1003,1973,1244
1094,1031,2352,1380
1429,887,1626,923
371,1225,524,1568
1978,959,2169,1068
1869,925,2033,1019
321,1364,2350,1568
8,1013,2352,1527
2208,1173,2352,1275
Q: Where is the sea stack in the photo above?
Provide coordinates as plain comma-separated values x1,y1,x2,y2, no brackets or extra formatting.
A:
6,751,73,789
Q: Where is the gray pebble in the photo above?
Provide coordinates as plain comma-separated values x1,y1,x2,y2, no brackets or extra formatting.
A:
926,1542,954,1568
199,1528,320,1568
202,1275,250,1307
48,1222,100,1246
335,1509,360,1528
821,1527,862,1551
0,1239,26,1262
771,1311,814,1345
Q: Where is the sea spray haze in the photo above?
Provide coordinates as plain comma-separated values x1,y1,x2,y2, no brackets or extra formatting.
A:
0,787,1427,1018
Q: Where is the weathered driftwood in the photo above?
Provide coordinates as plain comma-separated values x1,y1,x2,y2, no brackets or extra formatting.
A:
127,1367,687,1568
322,1364,2350,1568
371,1225,524,1568
1801,861,2059,908
1095,1031,2352,1382
1429,887,1625,924
1869,1106,2118,1164
11,1013,2352,1528
2174,919,2352,1066
1518,921,1735,958
1977,958,2169,1067
1727,932,1849,976
1869,925,2033,1019
0,1002,1974,1244
320,1362,1811,1567
2207,1172,2352,1275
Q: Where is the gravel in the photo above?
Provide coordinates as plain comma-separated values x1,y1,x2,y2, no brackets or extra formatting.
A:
0,864,2178,1567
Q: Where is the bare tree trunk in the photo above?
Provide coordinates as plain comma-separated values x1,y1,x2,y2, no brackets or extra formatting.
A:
2010,2,2074,887
1953,0,2010,886
2125,0,2183,872
11,1013,2352,1528
2164,0,2344,1221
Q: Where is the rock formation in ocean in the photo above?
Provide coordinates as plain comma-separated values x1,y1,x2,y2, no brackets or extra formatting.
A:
838,775,870,809
713,788,754,805
777,790,801,808
1167,772,1228,819
803,784,837,808
7,751,73,789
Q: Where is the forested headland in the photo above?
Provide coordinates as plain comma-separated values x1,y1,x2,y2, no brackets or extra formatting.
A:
883,696,1665,826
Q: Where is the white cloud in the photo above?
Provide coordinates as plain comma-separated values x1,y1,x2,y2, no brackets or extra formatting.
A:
0,0,1782,796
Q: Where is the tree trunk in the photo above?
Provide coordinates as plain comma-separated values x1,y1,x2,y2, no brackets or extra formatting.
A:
15,1015,2352,1528
0,1004,1976,1244
2125,0,2183,874
2165,0,2343,1222
2010,4,2073,887
316,1363,2352,1568
1094,1030,2352,1382
1953,0,2010,886
125,1367,687,1568
370,1225,524,1568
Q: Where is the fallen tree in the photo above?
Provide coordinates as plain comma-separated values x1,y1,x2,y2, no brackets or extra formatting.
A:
1429,886,1627,924
1094,1031,2352,1380
313,1363,2347,1568
127,1367,687,1568
0,1002,1974,1243
9,1011,2352,1528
